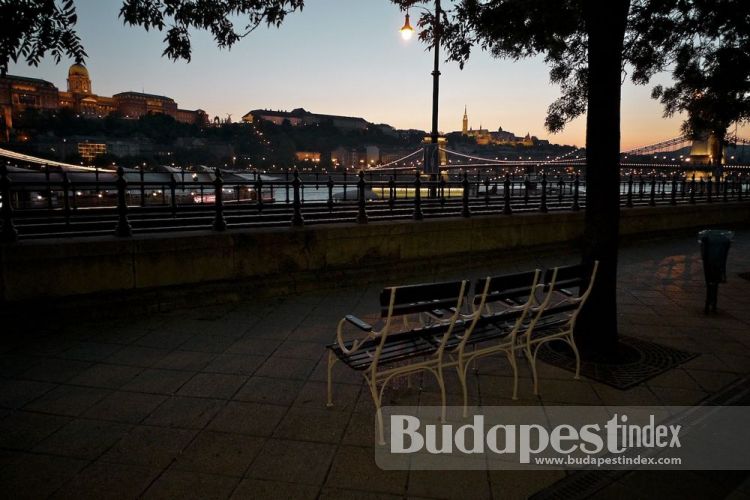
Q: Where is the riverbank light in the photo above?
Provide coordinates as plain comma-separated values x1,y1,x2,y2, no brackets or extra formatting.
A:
400,13,414,40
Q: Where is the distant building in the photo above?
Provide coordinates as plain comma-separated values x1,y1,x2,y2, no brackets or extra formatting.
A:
0,64,208,140
459,107,541,146
366,145,380,165
77,142,107,162
295,151,321,163
242,108,369,131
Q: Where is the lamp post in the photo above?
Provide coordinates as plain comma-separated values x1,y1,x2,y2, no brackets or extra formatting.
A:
400,0,442,175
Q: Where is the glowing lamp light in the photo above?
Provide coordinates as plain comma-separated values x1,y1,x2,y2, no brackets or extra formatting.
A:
400,13,415,40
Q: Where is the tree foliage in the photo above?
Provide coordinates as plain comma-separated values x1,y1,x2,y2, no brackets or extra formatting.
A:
118,0,305,62
0,0,86,76
639,0,750,161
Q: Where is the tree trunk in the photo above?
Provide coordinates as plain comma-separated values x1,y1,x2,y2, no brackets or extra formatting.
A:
713,133,724,179
574,0,631,357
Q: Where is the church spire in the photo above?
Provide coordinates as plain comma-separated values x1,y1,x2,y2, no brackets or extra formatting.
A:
462,105,468,135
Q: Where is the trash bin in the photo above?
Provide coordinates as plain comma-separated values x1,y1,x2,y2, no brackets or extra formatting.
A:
698,229,734,314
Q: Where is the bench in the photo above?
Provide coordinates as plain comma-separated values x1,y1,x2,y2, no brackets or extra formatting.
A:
326,279,469,444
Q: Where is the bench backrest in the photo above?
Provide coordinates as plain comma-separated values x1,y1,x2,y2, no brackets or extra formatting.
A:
379,280,468,318
524,261,600,337
543,264,585,294
474,270,540,307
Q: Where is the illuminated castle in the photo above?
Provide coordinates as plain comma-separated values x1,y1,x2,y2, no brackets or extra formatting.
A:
0,64,208,139
460,106,539,146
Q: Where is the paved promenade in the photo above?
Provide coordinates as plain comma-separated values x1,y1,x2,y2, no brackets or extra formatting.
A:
0,230,749,499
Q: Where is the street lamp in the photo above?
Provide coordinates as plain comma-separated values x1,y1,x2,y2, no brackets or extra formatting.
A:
400,0,442,175
400,13,414,40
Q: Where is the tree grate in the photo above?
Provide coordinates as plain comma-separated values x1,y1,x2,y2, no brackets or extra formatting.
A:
536,335,698,390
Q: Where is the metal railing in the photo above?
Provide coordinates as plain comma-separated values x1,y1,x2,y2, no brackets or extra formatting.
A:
0,165,747,241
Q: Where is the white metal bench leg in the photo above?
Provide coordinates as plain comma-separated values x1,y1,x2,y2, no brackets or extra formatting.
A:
569,336,582,380
457,363,469,418
508,350,519,401
326,351,336,408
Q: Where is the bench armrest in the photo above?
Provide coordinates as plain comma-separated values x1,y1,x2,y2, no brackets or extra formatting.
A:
345,315,373,332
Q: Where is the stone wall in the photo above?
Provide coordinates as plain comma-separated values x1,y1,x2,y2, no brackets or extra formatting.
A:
1,202,748,306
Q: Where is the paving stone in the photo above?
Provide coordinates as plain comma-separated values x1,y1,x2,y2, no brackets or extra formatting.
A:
318,488,403,500
273,406,350,444
144,396,225,430
24,384,111,416
142,468,240,500
101,425,197,468
489,469,568,500
225,338,282,356
274,340,326,361
231,478,319,500
0,453,88,499
255,356,317,380
34,418,131,460
325,445,407,495
294,380,360,412
83,391,167,424
172,430,264,477
153,350,216,371
121,368,193,395
408,469,492,499
207,401,287,437
105,346,170,367
0,411,71,450
177,373,247,399
246,439,335,486
234,376,304,406
202,353,266,376
60,341,123,362
50,462,162,500
67,363,143,389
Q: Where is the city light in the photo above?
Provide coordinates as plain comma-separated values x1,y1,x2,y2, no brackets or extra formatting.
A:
400,13,414,41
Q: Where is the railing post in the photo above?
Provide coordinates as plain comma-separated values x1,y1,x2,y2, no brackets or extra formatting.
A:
357,170,368,224
484,176,490,206
706,176,713,203
670,174,677,205
170,175,177,217
626,173,633,207
413,171,423,220
723,176,728,202
689,175,696,204
285,169,290,204
0,164,18,242
213,167,227,231
523,175,530,206
115,166,132,237
572,173,581,211
660,174,667,201
388,176,396,210
291,168,304,226
439,176,446,207
256,174,264,212
638,174,644,201
44,164,53,210
540,172,548,213
461,171,470,218
139,165,146,207
503,172,512,215
649,174,656,206
62,171,71,228
327,175,334,212
681,174,687,200
739,174,744,202
557,176,564,205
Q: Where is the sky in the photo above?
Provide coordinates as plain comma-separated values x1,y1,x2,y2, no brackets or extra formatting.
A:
8,0,705,150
